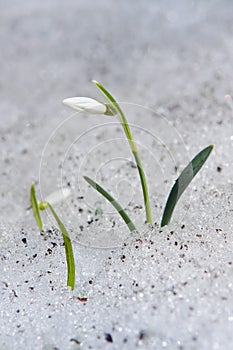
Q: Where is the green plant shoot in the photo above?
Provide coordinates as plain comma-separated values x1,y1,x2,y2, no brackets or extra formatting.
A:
47,203,75,290
93,80,152,225
30,183,43,231
161,144,214,227
83,175,136,232
30,184,75,290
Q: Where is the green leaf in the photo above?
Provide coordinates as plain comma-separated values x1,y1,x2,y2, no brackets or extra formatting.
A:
30,183,43,231
93,80,152,224
161,145,214,227
47,203,75,290
83,175,137,232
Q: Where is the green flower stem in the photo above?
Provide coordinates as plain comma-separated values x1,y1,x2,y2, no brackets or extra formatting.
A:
84,176,136,232
47,203,75,290
93,80,153,224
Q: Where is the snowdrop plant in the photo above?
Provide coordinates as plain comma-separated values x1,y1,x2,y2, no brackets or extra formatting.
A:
30,81,213,290
30,184,75,290
63,80,213,229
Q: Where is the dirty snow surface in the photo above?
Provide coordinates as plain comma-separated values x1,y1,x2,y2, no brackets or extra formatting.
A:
1,1,233,349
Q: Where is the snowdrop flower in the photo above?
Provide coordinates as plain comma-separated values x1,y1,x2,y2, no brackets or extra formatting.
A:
39,187,71,210
62,97,116,116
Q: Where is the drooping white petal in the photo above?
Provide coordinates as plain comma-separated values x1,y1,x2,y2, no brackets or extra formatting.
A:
62,97,107,114
44,187,71,206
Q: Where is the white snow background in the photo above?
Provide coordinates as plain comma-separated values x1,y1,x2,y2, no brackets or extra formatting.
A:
0,1,233,349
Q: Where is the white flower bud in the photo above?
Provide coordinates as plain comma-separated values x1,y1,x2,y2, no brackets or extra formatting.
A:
39,187,71,210
62,97,107,114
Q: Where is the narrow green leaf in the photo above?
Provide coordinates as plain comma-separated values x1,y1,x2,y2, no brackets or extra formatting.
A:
47,203,75,290
30,183,43,231
93,80,153,224
161,145,214,227
83,175,137,232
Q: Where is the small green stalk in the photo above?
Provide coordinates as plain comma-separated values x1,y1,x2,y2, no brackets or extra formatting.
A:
47,203,75,290
84,175,136,232
93,80,153,224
